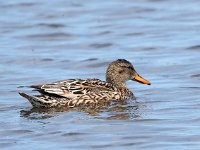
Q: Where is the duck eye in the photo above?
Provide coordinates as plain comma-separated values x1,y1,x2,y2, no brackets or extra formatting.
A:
119,70,123,74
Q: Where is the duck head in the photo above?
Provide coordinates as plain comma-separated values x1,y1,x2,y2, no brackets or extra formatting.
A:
106,59,151,87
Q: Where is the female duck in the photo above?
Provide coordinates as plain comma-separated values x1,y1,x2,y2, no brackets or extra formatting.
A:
19,59,151,108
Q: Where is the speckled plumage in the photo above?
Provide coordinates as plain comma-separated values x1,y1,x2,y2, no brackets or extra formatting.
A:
19,59,151,108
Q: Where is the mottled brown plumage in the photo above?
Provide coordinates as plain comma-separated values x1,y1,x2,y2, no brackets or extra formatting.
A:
19,59,151,108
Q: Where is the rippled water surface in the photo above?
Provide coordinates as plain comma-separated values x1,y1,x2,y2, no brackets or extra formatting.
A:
1,0,200,149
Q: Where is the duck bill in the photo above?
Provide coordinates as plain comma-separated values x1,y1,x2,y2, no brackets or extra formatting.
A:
133,74,151,85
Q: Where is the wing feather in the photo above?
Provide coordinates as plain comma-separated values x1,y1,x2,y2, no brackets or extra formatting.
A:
30,79,115,99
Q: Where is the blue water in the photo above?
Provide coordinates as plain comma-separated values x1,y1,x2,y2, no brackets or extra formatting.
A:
0,0,200,149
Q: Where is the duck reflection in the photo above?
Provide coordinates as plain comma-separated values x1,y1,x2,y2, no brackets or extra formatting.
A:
20,97,144,120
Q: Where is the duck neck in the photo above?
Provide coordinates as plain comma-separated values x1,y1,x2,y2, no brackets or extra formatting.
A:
106,77,127,89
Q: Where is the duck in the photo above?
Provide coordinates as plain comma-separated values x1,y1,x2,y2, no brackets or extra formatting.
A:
19,59,151,108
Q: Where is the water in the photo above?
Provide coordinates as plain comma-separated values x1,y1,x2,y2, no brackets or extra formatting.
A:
0,0,200,149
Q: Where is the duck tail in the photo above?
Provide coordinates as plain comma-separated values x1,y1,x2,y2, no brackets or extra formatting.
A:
19,92,52,107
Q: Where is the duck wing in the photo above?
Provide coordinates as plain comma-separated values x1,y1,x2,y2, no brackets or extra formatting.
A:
30,79,116,99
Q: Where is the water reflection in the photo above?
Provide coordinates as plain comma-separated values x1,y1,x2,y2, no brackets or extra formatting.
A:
20,98,143,120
